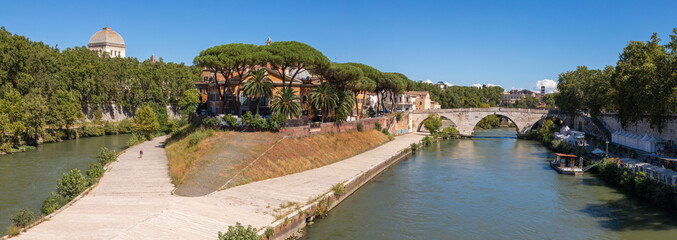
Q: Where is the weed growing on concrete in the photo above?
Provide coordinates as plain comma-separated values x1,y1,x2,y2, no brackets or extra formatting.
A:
332,183,345,196
264,227,274,238
6,225,20,236
356,122,364,132
422,136,432,146
410,143,419,151
375,122,382,131
284,217,289,226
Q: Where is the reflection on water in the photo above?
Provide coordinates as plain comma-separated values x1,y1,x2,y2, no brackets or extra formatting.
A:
0,134,130,231
302,128,677,240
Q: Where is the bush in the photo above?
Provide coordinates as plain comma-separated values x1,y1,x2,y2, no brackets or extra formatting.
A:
10,208,36,228
356,122,364,132
40,193,68,215
96,147,117,165
87,162,105,180
126,133,147,147
441,127,459,139
201,116,221,129
222,114,239,127
6,224,21,236
423,113,442,134
80,122,105,137
381,128,389,135
217,222,261,240
56,168,89,200
266,113,286,132
332,182,346,196
410,143,419,151
395,112,402,121
188,128,213,146
103,121,119,134
375,122,382,131
242,112,266,130
118,119,134,133
421,136,432,146
264,227,274,238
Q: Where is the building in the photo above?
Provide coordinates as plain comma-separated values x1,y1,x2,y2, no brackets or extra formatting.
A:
409,91,431,110
431,101,441,109
88,27,125,58
502,89,541,104
149,54,157,63
383,91,432,111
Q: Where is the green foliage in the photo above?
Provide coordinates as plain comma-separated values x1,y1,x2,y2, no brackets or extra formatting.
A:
475,115,501,129
201,116,221,129
309,83,338,122
40,193,68,215
332,182,346,196
118,119,134,133
126,133,147,147
264,227,274,238
595,160,676,209
410,143,419,151
265,113,286,132
86,162,105,180
56,168,89,200
270,88,302,119
395,112,402,121
10,208,36,228
421,136,432,146
217,222,261,240
134,105,160,139
222,114,239,127
241,111,266,129
381,128,389,135
243,69,274,115
7,224,21,236
375,122,382,131
79,122,105,137
96,147,118,165
265,41,330,89
103,121,119,134
356,122,364,132
188,128,213,146
178,88,201,116
441,127,459,139
423,113,442,134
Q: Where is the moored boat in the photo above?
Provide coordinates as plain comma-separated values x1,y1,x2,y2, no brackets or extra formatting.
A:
550,153,584,175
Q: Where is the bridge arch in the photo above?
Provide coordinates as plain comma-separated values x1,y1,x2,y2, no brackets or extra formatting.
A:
411,108,550,137
415,115,458,132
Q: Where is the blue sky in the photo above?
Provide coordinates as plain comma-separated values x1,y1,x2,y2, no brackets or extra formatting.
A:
1,0,676,91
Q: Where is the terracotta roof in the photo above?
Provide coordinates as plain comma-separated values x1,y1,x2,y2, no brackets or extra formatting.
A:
555,153,577,158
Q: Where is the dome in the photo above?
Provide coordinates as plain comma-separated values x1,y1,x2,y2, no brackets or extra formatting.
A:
88,27,125,47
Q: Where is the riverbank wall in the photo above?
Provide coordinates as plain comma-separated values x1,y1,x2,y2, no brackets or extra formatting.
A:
279,112,410,138
262,135,423,240
82,104,181,121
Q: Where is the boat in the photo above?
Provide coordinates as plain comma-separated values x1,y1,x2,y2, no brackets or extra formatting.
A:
550,153,584,175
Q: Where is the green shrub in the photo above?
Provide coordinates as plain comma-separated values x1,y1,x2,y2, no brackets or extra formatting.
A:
6,224,20,236
222,114,239,127
423,113,442,134
422,136,432,146
80,122,105,137
96,147,117,165
103,121,119,134
264,227,274,238
332,182,346,196
356,122,364,132
40,193,68,215
56,169,89,200
10,208,36,228
395,112,402,121
410,143,419,151
87,162,105,180
188,128,213,146
265,113,286,131
381,128,389,135
441,127,459,139
118,119,134,133
375,122,382,131
201,117,221,129
217,222,261,240
242,112,266,130
126,133,147,147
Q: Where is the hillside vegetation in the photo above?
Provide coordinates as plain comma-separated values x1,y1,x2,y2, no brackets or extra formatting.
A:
166,128,390,196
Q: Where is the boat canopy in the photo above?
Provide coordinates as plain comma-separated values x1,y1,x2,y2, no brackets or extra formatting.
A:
555,153,577,158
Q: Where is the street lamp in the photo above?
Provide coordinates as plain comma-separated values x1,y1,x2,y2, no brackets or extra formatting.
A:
605,140,610,159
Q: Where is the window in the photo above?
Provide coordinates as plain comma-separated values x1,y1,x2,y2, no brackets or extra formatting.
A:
260,96,268,107
302,95,307,104
240,93,248,105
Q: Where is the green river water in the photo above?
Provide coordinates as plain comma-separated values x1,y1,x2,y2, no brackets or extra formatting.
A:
302,128,677,240
0,134,130,232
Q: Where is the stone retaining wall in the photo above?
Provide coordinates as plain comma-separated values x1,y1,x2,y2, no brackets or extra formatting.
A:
82,104,181,121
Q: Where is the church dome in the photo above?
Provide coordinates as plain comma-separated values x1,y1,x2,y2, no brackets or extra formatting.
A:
88,27,125,47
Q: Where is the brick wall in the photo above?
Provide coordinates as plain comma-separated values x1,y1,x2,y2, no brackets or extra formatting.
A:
280,116,408,137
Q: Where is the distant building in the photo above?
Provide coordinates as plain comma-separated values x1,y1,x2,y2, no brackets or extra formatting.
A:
88,27,125,58
150,53,157,63
502,89,541,105
431,101,441,109
435,81,453,89
385,91,432,111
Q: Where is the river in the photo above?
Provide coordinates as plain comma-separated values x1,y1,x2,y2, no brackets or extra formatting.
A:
0,134,130,232
301,128,677,240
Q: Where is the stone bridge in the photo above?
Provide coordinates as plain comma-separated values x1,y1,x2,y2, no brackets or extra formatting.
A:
410,108,553,137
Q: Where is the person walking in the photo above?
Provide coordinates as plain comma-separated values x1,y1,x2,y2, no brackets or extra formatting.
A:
140,150,143,159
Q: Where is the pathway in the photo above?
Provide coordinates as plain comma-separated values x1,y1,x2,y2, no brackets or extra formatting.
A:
15,133,425,239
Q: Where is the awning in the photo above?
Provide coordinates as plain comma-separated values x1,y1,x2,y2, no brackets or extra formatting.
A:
591,148,604,154
555,153,578,158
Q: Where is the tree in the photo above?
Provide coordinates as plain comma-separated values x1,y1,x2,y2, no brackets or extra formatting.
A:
193,44,268,114
242,69,273,114
178,88,201,117
134,105,160,138
343,63,379,116
309,83,338,122
23,89,47,143
56,168,88,200
334,90,356,123
270,88,302,119
423,113,442,134
217,222,261,240
523,95,540,108
265,41,330,89
542,93,557,108
47,90,82,130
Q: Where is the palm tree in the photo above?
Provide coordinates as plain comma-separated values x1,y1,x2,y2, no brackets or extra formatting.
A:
242,69,274,114
309,83,338,123
271,88,302,119
334,90,356,123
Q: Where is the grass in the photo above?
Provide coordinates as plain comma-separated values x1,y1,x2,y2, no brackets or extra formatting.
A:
230,130,390,187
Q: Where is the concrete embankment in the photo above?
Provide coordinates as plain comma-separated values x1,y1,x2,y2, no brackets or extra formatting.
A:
12,133,425,239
